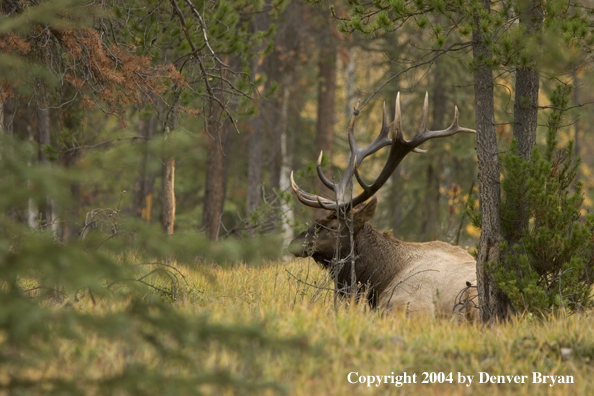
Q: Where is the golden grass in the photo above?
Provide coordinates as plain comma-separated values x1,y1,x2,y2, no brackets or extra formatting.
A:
156,258,594,395
38,258,594,395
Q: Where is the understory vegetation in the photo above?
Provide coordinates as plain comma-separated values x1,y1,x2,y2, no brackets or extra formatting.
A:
467,84,594,316
6,258,594,395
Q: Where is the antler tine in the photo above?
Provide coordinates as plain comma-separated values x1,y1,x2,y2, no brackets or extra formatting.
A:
416,92,430,136
420,105,476,140
349,92,435,207
290,171,336,209
353,158,372,194
391,92,403,143
409,93,476,147
316,151,335,191
290,99,366,211
343,100,392,202
393,92,424,153
347,100,361,153
352,101,393,166
290,92,475,212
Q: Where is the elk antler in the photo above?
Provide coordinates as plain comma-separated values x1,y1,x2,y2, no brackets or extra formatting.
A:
290,92,476,211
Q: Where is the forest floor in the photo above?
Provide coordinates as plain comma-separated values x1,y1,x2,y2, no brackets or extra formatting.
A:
132,258,594,396
48,258,594,396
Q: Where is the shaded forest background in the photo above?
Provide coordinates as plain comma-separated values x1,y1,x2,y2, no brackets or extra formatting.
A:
8,0,591,248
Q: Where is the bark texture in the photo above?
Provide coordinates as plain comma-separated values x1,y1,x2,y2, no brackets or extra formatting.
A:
473,0,509,322
508,0,543,244
162,108,177,235
202,99,228,240
162,158,175,235
513,69,539,160
513,0,543,160
246,11,270,215
314,17,337,219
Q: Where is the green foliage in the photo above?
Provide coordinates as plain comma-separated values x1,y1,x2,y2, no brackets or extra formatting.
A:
494,83,594,314
0,2,299,390
342,0,594,74
0,136,297,395
0,0,96,34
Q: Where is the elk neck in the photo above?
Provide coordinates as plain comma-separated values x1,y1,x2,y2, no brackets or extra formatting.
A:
347,223,411,297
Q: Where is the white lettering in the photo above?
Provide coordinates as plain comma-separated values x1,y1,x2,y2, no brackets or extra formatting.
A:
347,372,358,384
548,375,557,387
458,372,473,387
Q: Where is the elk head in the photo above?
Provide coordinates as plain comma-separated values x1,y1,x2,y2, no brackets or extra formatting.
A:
289,92,476,263
288,197,377,267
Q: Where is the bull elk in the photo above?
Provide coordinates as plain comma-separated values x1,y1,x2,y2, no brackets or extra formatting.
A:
288,93,479,320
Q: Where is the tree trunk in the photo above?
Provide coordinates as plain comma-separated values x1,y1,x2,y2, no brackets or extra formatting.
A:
314,17,337,218
513,70,539,159
58,90,84,241
345,47,356,117
573,68,580,158
134,112,157,221
473,0,509,322
507,0,543,246
202,99,228,240
278,87,294,246
37,99,54,231
2,97,14,137
420,73,447,241
246,11,270,215
513,0,543,159
162,158,175,234
162,108,177,235
268,97,282,192
420,163,440,240
247,113,263,214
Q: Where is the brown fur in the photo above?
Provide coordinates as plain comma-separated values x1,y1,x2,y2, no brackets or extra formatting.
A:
289,198,478,321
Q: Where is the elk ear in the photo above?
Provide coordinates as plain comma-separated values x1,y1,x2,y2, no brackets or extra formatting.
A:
353,197,377,226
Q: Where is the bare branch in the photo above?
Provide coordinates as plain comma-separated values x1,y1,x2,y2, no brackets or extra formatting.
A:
358,42,472,112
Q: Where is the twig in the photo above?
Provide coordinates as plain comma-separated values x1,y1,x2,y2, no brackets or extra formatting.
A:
182,0,228,67
169,0,241,135
357,42,472,112
285,269,335,292
63,136,150,153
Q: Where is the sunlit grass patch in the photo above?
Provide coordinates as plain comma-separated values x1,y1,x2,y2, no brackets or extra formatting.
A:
7,257,594,395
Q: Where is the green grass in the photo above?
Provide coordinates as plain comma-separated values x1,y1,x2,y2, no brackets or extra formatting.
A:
24,258,594,395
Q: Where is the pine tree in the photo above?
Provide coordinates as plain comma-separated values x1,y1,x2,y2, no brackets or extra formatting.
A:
495,83,594,314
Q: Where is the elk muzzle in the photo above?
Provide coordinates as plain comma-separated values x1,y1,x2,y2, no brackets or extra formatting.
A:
288,235,307,257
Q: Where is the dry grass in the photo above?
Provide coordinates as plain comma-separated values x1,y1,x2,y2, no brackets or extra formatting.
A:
40,258,594,395
149,258,594,395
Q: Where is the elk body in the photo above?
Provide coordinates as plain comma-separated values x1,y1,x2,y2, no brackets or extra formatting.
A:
289,93,478,320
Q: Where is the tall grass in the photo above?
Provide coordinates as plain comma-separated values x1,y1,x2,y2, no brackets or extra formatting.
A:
29,258,594,395
119,258,594,395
